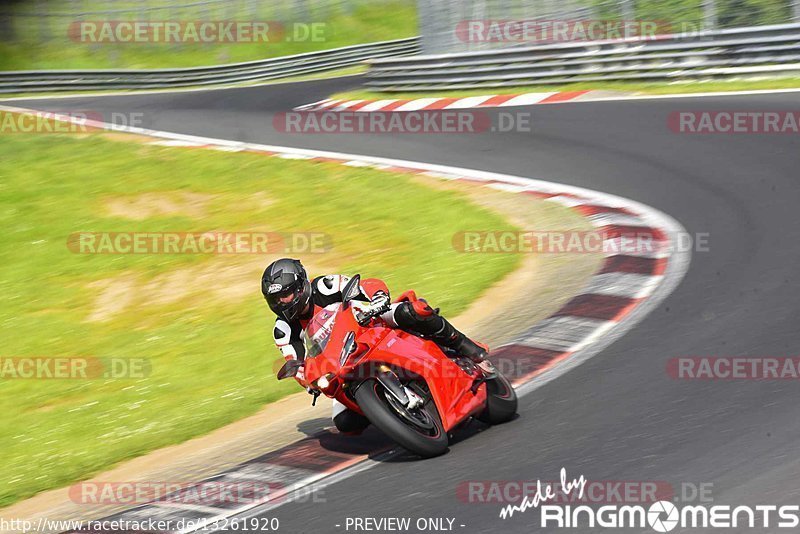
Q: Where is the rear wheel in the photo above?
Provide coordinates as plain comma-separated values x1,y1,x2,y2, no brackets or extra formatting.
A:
355,378,448,458
476,372,517,424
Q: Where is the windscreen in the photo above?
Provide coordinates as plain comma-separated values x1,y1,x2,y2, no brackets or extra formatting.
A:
302,303,341,359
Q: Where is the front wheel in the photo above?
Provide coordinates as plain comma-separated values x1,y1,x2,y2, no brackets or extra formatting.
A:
476,372,518,424
354,378,448,458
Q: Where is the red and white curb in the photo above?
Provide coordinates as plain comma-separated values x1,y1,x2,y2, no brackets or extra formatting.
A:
491,192,672,389
293,90,592,112
0,105,689,532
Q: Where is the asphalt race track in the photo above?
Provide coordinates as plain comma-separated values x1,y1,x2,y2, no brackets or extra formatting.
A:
10,79,800,532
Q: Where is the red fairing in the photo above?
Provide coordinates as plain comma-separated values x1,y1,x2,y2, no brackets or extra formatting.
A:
302,294,490,435
392,288,434,316
393,290,418,303
367,331,487,430
411,300,434,317
361,278,390,299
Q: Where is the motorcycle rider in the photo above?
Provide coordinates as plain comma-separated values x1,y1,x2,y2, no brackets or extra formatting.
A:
261,257,495,434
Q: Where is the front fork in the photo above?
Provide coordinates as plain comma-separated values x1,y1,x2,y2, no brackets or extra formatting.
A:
352,365,425,410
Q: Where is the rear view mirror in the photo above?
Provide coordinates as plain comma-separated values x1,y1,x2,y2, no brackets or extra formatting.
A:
341,274,362,308
277,359,303,380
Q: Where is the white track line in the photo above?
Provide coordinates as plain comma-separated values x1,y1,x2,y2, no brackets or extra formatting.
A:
330,99,364,111
498,92,556,107
582,273,665,299
393,97,443,112
357,99,400,112
443,95,494,109
587,213,652,227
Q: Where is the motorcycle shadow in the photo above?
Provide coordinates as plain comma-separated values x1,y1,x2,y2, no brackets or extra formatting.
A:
298,415,519,462
296,417,337,437
300,423,395,458
379,418,498,463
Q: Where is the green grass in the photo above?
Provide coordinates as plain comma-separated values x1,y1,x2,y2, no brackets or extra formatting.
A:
331,78,800,101
0,1,417,70
0,128,517,507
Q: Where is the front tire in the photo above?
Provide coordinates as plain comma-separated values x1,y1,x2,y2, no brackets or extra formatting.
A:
476,372,517,424
354,378,448,458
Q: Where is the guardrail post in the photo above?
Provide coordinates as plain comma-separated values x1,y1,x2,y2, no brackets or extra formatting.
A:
0,8,13,42
36,0,50,42
469,0,487,52
294,0,309,22
417,0,450,54
620,0,635,21
703,0,717,30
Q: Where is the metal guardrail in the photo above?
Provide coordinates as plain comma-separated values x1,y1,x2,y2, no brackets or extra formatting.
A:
0,37,419,94
365,24,800,91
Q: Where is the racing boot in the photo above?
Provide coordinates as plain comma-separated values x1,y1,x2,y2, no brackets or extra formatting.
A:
430,320,497,378
394,300,496,378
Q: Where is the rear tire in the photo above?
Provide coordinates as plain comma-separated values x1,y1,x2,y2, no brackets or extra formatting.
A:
477,372,517,424
355,378,448,458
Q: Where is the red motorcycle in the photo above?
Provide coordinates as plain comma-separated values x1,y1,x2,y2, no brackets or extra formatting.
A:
277,275,517,458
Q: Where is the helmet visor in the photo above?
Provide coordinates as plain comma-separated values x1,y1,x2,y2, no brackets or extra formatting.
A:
276,290,297,305
266,284,303,311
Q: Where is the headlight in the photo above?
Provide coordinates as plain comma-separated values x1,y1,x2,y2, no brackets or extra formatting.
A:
315,373,335,390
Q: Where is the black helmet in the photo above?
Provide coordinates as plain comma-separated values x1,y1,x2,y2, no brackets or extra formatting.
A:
262,258,312,322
